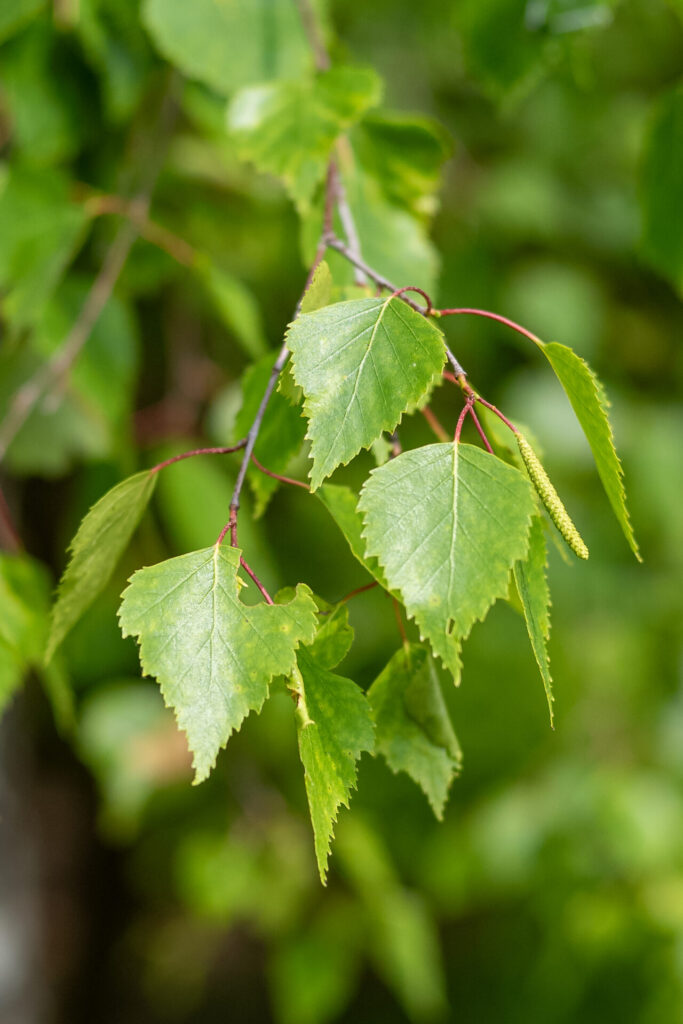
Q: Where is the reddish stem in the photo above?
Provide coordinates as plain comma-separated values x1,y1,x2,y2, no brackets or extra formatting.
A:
0,486,22,552
250,454,310,490
216,507,238,548
421,406,449,442
338,580,379,604
454,398,474,444
392,598,408,645
467,405,495,454
438,307,542,346
150,442,246,474
474,396,517,434
239,556,274,604
390,286,433,314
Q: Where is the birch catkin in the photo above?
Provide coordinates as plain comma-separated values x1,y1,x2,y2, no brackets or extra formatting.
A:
516,432,589,560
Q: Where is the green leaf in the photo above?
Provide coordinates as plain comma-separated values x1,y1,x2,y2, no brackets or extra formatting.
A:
0,0,45,45
228,67,382,209
233,352,308,516
316,484,389,588
513,516,554,725
119,545,317,782
292,647,375,882
77,0,153,123
196,260,268,359
540,342,640,559
368,644,461,818
47,471,157,662
274,588,354,670
640,85,683,293
351,111,452,217
143,0,310,96
359,443,535,679
300,260,333,315
286,297,446,489
0,552,52,715
0,167,90,329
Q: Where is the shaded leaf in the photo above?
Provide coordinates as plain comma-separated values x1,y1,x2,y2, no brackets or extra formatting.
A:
316,483,388,588
513,516,554,724
0,552,52,715
368,644,461,818
197,259,268,359
640,84,683,293
0,0,45,44
47,470,157,661
286,297,445,488
540,341,640,559
359,443,535,678
119,545,317,781
292,647,374,882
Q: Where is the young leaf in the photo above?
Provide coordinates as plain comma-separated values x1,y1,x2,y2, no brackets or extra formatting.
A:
228,67,382,209
119,545,317,782
286,297,446,489
143,0,310,96
292,647,375,883
368,644,461,819
47,471,157,662
234,352,307,516
359,443,536,679
513,516,554,725
540,342,640,559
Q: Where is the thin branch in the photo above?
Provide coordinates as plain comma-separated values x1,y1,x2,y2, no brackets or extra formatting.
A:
239,555,274,604
0,485,22,552
438,307,542,346
467,405,494,454
329,157,367,286
325,236,427,312
338,580,379,603
455,398,474,444
149,442,246,475
251,454,310,491
296,0,330,71
421,406,449,442
392,597,408,646
85,193,197,267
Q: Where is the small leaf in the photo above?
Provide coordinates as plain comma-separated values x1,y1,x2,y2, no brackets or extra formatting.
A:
47,471,157,661
368,644,461,818
513,516,554,725
286,297,446,489
359,443,535,679
292,647,375,883
119,545,317,782
228,67,382,209
540,342,640,559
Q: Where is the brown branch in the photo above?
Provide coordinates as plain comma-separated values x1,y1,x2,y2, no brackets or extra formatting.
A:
149,442,246,475
251,454,310,490
85,194,197,267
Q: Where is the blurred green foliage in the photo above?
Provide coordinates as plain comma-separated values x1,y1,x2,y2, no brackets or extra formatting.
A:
0,0,682,1022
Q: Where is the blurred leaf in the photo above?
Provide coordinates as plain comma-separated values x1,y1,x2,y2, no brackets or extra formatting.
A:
196,259,268,359
0,166,90,329
77,0,153,122
369,643,462,818
352,111,452,217
286,297,445,488
513,515,554,724
292,646,375,882
228,67,382,209
0,0,45,44
233,352,308,515
79,680,190,834
316,483,389,587
0,551,51,715
539,341,640,558
640,84,683,293
142,0,311,95
119,546,317,782
47,471,157,661
359,444,536,679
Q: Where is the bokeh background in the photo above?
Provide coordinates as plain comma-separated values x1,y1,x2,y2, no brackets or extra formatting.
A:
1,0,682,1022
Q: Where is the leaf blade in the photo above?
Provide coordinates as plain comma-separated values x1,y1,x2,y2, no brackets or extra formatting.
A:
513,516,554,725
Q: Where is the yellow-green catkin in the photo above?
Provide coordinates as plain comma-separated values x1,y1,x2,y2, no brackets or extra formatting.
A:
516,432,589,560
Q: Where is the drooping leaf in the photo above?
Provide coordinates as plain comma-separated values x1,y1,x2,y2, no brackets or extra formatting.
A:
359,443,536,678
142,0,311,96
286,297,446,489
640,84,683,293
368,644,461,818
233,352,307,516
119,545,317,782
513,516,554,725
275,588,354,670
540,341,640,559
292,647,375,882
228,67,382,209
47,470,157,661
